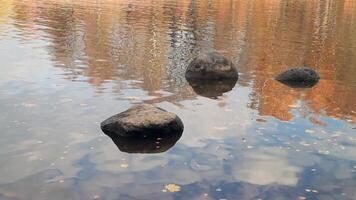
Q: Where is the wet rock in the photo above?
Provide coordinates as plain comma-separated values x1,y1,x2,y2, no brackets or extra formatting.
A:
185,51,239,79
186,51,238,97
275,67,320,88
101,104,184,138
187,78,237,98
109,131,182,153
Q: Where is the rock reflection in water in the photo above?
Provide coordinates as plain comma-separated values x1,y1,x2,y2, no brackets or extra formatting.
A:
106,132,183,154
187,78,238,98
276,80,319,88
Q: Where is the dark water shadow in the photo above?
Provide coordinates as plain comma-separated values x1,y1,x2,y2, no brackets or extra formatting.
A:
106,131,183,154
275,79,319,88
186,78,238,98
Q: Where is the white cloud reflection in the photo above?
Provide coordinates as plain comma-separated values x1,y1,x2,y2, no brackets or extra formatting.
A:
233,148,301,186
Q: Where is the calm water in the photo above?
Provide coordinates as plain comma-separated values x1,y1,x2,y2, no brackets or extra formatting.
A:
0,0,356,199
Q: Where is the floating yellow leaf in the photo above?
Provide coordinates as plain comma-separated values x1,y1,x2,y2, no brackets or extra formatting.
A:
120,164,129,168
213,126,227,130
305,129,315,134
22,102,37,107
165,184,181,192
124,96,140,100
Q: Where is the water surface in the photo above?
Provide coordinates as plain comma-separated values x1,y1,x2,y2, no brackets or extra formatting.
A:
0,0,356,199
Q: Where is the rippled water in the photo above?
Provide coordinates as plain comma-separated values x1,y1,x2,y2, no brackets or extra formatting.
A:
0,0,356,199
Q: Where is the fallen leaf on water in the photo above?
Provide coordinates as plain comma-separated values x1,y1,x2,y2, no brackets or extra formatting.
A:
213,126,227,130
318,150,330,155
165,184,181,192
300,141,310,146
120,164,129,168
288,104,299,108
305,129,315,134
22,102,37,107
331,132,343,138
124,96,140,100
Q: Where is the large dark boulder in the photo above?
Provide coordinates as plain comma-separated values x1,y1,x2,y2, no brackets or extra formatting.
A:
185,51,238,97
109,132,182,154
187,78,237,98
275,67,320,88
185,51,239,79
101,104,184,138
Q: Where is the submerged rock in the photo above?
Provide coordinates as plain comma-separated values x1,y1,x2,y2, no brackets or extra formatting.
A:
185,51,239,79
109,131,182,153
275,67,320,88
101,104,184,138
187,78,237,98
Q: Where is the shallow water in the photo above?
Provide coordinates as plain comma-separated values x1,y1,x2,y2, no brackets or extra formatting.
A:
0,0,356,199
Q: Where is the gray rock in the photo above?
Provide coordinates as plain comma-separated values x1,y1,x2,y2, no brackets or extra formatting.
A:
275,67,320,88
101,104,184,138
185,51,239,79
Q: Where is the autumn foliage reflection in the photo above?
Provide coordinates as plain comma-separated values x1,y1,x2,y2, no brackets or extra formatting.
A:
9,0,356,123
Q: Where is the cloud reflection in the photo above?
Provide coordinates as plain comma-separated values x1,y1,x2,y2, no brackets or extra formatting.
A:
233,148,301,186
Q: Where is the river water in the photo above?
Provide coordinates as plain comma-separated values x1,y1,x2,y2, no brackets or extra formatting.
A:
0,0,356,199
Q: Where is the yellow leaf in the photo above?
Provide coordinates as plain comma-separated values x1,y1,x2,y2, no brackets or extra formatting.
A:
120,164,129,168
165,184,181,192
305,129,315,133
22,102,37,107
